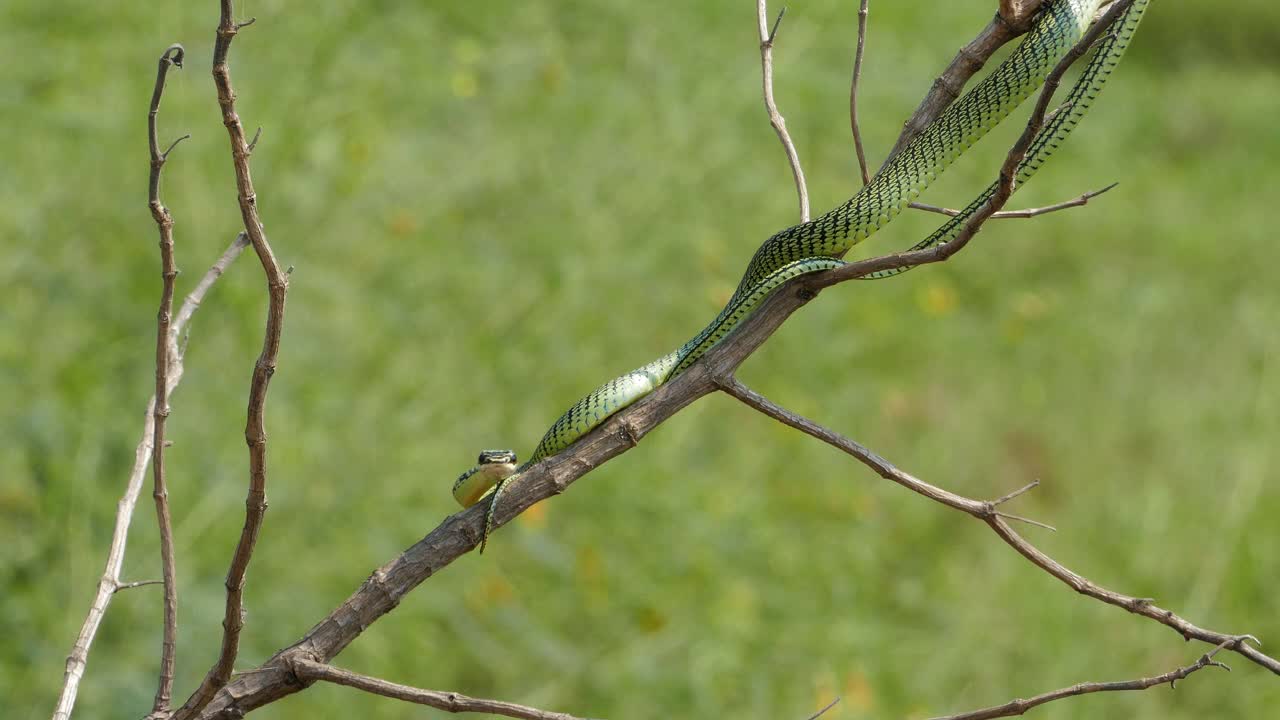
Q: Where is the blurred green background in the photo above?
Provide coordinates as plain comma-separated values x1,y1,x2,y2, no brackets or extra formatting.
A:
4,1,1278,718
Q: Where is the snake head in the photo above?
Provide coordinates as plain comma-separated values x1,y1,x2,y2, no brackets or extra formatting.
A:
452,449,518,508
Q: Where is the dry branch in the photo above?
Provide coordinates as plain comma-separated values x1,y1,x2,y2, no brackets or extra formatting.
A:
173,3,290,717
910,182,1117,219
931,640,1233,720
757,1,809,221
849,0,872,185
52,233,249,720
145,42,187,717
291,659,591,720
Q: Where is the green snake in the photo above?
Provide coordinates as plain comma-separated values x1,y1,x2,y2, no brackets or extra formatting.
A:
454,0,1149,547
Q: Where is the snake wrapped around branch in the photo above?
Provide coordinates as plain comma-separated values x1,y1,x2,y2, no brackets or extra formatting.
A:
453,0,1151,551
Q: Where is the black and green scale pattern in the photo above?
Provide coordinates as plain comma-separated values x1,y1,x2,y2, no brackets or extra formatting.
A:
734,0,1095,296
454,0,1146,510
864,0,1151,279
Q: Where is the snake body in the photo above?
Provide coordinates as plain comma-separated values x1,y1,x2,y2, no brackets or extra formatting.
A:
454,0,1148,532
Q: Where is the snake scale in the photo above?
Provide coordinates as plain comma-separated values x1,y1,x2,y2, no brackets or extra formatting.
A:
454,0,1149,548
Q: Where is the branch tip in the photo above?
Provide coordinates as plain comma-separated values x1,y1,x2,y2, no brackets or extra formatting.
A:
991,479,1040,507
162,43,186,68
995,511,1056,532
767,7,787,46
805,696,842,720
162,134,191,160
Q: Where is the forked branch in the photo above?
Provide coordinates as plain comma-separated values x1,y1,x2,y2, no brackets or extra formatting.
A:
53,233,249,720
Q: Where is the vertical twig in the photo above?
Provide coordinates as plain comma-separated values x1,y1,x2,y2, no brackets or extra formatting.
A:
849,0,871,185
757,1,810,222
145,42,188,718
52,232,250,720
175,2,287,717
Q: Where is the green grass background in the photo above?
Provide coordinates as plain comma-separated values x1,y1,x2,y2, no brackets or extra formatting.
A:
4,1,1278,718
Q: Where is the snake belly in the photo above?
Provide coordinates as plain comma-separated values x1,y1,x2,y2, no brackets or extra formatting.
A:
454,0,1131,508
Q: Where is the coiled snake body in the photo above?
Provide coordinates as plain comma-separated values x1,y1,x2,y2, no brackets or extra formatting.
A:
454,0,1149,546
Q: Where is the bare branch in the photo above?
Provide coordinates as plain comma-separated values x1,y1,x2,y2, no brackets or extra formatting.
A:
757,1,810,221
714,374,1276,675
115,580,166,592
291,659,591,720
849,0,871,185
51,233,249,720
145,41,186,717
173,3,290,717
931,640,1233,720
805,697,842,720
910,182,1118,219
882,10,1034,167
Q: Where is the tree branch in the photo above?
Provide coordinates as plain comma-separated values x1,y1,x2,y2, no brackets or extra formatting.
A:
712,375,1274,674
931,640,1234,720
173,2,289,717
290,659,591,720
910,182,1118,219
51,233,249,720
849,0,871,185
881,5,1039,167
145,42,186,717
757,1,810,221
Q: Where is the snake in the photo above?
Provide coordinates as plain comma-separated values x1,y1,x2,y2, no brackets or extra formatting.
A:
453,0,1149,549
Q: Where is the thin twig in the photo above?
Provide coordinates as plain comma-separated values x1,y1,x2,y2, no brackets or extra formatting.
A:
145,42,186,717
757,1,810,221
116,580,166,592
849,0,871,185
291,659,591,720
174,3,289,718
910,182,1118,219
805,696,842,720
930,640,1234,720
715,369,1275,670
51,232,250,720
